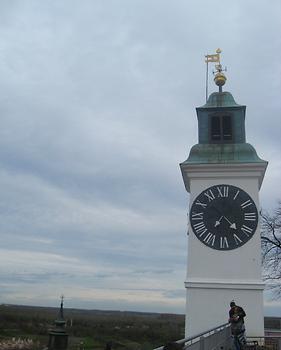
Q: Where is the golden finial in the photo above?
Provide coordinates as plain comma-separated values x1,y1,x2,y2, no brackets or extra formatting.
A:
214,72,227,87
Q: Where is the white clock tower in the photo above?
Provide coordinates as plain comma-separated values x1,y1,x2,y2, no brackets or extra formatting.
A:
180,51,267,338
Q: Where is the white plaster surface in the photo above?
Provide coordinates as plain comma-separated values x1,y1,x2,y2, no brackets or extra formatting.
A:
181,162,267,338
185,287,264,338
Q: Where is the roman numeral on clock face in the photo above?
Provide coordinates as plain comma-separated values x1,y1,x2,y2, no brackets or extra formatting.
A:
233,234,243,245
233,190,240,200
241,199,253,209
220,236,229,249
195,200,207,208
244,212,257,221
241,224,253,237
204,189,215,202
193,222,207,237
217,186,229,198
191,212,204,221
203,232,215,246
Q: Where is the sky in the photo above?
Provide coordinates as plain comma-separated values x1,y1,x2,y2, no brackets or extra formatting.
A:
0,0,280,317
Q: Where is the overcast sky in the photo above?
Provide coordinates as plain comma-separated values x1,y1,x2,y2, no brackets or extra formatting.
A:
0,0,280,317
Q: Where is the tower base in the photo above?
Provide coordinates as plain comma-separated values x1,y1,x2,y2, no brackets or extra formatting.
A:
185,279,264,338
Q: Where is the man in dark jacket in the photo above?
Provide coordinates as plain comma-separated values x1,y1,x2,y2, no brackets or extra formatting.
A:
229,301,246,324
229,301,246,349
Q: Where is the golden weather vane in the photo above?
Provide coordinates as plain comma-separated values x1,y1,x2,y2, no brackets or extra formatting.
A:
205,48,221,64
205,48,227,100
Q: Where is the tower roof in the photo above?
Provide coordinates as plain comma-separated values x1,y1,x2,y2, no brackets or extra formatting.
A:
200,91,241,109
180,50,267,169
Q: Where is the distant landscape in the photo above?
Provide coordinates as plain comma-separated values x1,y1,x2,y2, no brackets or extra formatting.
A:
0,304,185,350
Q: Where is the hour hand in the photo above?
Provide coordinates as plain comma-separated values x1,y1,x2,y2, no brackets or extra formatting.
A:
214,216,223,227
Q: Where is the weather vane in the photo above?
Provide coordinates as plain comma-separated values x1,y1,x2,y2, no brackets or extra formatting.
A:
205,48,227,100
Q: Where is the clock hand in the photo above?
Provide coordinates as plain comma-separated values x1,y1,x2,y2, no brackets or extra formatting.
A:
223,216,237,229
214,216,223,227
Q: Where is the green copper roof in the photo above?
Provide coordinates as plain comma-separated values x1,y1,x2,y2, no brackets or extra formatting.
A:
182,90,267,166
182,143,267,164
200,91,241,108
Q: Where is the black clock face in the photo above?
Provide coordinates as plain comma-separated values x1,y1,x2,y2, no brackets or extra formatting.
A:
190,184,258,250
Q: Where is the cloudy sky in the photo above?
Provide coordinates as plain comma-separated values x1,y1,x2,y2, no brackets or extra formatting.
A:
0,0,280,316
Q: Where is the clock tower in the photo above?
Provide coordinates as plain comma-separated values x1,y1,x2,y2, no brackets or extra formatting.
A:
180,51,267,338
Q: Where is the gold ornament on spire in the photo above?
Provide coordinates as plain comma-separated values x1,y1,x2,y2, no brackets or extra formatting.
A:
204,49,227,100
213,48,227,88
206,49,227,86
205,48,221,64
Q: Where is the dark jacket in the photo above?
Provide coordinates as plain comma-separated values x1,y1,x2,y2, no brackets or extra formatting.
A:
229,305,246,324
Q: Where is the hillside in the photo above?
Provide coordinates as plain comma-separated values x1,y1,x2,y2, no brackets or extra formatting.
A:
0,304,185,350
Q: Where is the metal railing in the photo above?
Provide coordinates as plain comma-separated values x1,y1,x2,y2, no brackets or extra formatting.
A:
246,336,281,349
153,327,281,350
153,322,232,350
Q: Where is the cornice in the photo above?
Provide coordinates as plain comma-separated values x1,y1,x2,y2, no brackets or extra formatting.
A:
185,278,265,290
180,162,268,192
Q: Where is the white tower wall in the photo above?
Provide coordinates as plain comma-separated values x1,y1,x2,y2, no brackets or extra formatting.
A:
182,162,267,338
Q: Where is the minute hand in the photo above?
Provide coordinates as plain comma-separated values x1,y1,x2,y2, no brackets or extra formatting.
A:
223,216,237,230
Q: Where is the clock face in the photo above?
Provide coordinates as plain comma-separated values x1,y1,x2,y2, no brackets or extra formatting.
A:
190,184,258,250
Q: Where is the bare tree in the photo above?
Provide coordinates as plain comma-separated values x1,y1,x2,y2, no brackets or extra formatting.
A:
261,202,281,298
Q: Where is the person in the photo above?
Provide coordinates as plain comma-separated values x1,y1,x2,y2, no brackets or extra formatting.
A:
229,301,246,350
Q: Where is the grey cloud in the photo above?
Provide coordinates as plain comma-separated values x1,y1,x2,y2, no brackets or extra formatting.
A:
163,289,186,299
0,0,279,312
